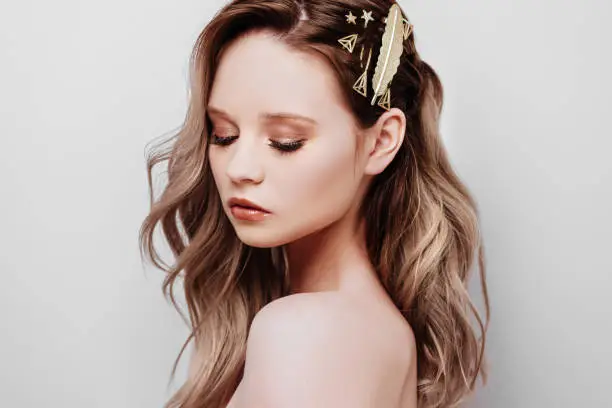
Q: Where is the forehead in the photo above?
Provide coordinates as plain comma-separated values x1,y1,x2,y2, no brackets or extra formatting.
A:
208,31,347,124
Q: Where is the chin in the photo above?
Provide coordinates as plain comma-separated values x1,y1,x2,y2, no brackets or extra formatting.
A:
232,220,314,248
234,230,289,248
228,212,333,249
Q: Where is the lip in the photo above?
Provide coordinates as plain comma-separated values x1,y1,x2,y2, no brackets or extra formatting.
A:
228,197,271,221
228,197,270,213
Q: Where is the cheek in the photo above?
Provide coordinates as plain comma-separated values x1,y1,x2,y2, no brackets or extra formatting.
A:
284,139,359,218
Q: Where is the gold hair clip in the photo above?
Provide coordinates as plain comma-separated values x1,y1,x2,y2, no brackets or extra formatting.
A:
338,33,358,53
402,17,413,39
353,47,372,97
371,4,404,109
361,10,375,28
346,10,357,25
336,4,412,111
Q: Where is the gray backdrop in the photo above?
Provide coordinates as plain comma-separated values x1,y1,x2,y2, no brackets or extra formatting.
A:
1,0,610,407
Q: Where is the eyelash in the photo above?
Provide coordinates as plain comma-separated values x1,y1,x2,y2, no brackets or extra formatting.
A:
210,134,305,154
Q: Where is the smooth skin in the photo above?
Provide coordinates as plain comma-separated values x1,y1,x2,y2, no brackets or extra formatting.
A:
207,30,417,407
228,292,417,408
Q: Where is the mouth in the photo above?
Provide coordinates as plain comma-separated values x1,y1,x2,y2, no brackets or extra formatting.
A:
228,197,271,221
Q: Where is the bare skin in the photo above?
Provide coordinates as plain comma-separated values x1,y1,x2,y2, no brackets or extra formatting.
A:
207,30,415,407
225,290,418,408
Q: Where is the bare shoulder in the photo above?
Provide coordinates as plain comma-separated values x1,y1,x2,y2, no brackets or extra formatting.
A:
249,291,415,355
235,292,415,408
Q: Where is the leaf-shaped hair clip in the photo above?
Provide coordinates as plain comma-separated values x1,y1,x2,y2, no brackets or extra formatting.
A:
370,4,405,107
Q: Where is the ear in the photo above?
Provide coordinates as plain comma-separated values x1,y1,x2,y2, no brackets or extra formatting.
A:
363,107,406,176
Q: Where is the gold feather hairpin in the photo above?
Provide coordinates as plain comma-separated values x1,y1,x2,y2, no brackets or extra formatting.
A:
370,3,405,109
337,4,411,110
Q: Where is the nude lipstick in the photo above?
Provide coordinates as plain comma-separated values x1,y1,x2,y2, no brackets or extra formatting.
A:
228,197,271,221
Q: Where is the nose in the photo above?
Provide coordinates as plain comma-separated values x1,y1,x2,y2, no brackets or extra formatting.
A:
225,136,264,185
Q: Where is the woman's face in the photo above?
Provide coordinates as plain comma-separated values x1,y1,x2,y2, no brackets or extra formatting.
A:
208,31,369,248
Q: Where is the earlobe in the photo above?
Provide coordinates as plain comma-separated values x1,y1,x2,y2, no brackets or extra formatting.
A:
364,108,406,176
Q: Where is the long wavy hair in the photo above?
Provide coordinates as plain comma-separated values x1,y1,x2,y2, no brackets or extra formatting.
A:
139,0,490,407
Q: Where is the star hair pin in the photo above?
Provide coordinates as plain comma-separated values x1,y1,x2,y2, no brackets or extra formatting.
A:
345,10,357,25
361,9,375,28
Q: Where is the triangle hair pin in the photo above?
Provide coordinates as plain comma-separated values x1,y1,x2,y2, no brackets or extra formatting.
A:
338,33,358,53
402,18,413,40
377,87,391,111
353,47,372,97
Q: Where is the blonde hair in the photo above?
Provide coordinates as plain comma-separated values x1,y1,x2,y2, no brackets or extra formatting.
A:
139,1,490,407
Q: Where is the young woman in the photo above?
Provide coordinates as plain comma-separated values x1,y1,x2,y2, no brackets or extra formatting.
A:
140,1,490,407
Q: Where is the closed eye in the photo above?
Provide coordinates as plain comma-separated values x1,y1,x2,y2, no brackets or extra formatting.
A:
268,139,305,154
210,134,305,154
210,134,238,146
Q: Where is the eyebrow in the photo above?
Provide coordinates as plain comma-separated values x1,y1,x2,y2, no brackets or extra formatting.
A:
207,106,318,126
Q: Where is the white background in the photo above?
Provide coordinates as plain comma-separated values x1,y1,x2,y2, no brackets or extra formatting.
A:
1,1,610,407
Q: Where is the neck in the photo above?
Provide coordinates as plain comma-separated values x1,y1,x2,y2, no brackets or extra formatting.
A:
285,204,377,295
